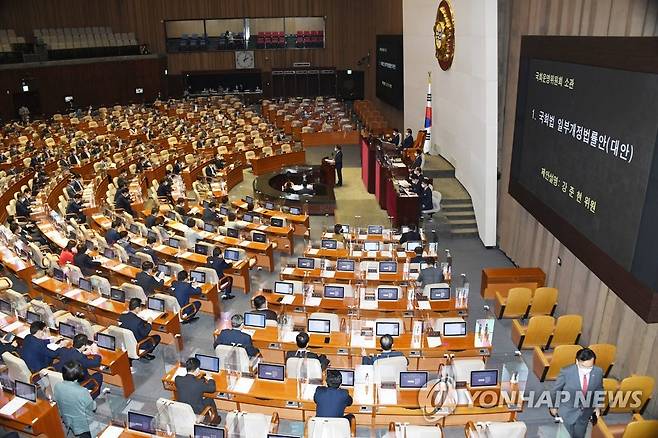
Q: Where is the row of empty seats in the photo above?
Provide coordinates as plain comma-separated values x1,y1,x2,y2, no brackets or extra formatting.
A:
34,27,138,50
0,29,26,53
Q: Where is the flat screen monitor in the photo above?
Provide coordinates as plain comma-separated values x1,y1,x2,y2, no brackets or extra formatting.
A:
53,267,66,282
297,257,314,269
377,287,399,301
85,239,94,250
95,333,116,351
339,225,349,233
323,285,344,299
244,312,266,328
190,270,206,283
274,281,293,295
227,228,239,238
430,287,451,301
375,321,400,337
243,213,253,223
399,371,428,389
405,241,423,252
103,248,115,259
257,363,285,381
110,287,125,303
157,264,170,275
0,299,11,314
168,238,180,249
252,232,266,243
58,322,76,339
14,380,36,402
195,353,220,373
270,217,284,227
289,207,302,215
204,223,215,232
219,206,230,216
128,411,156,434
443,321,467,337
26,310,41,324
368,225,383,234
128,255,142,268
321,239,337,249
470,370,499,387
130,224,139,235
224,249,240,261
363,241,380,251
328,369,355,387
195,424,225,438
147,230,158,241
147,297,165,312
307,318,331,334
336,259,355,272
264,201,275,210
245,196,254,205
78,277,92,292
378,261,397,273
195,243,208,255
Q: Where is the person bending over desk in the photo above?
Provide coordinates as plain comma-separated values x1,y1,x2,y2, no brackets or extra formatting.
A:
206,248,234,299
399,223,421,245
175,357,220,424
143,207,159,229
53,361,96,438
361,335,407,365
136,261,164,297
119,298,161,361
417,258,443,286
286,331,330,370
54,333,103,399
171,270,202,323
214,314,259,358
314,369,354,425
73,244,101,276
19,321,60,372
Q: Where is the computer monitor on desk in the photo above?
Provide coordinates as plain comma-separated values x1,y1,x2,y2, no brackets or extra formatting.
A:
252,232,267,243
53,267,66,282
78,277,92,292
195,243,208,255
226,228,239,238
368,225,383,234
14,380,36,402
443,321,467,337
470,370,499,387
336,259,354,272
363,241,380,252
429,286,451,301
274,281,293,295
297,257,314,269
110,287,125,303
270,217,284,227
307,318,331,334
58,322,76,339
26,310,41,324
195,424,225,438
376,321,400,337
258,363,285,382
147,297,165,313
190,270,206,283
224,249,240,261
399,371,429,389
378,261,397,273
195,353,220,373
323,285,344,299
289,207,302,215
244,312,266,328
377,287,399,301
0,299,10,314
95,333,116,351
328,369,354,387
127,411,156,434
321,239,337,249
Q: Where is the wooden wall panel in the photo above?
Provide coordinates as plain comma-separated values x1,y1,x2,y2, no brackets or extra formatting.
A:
498,0,658,417
0,0,403,126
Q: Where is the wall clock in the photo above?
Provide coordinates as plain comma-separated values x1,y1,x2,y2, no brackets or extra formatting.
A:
434,0,455,71
235,50,255,69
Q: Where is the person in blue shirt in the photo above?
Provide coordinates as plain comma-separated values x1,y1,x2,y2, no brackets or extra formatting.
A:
313,369,354,426
361,335,407,365
171,270,202,323
53,361,96,438
206,248,234,300
118,298,160,360
54,333,103,399
135,261,164,297
19,321,60,372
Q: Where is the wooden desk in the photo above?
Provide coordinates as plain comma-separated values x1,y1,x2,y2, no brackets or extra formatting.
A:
303,247,438,261
0,245,35,283
0,392,65,438
233,200,310,236
280,266,409,286
251,150,306,176
30,276,183,349
480,268,546,299
301,130,360,147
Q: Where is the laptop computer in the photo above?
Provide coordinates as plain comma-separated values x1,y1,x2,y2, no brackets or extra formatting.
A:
14,380,37,402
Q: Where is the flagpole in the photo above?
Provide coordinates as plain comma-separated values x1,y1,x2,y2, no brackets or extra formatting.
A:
423,71,432,155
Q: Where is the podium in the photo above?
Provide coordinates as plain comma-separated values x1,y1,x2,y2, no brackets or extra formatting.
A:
321,158,336,187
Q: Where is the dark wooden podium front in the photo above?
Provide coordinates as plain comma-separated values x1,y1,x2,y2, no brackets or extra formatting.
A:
321,158,336,187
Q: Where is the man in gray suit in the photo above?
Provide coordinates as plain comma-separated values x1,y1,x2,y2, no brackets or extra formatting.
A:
417,259,444,286
550,348,604,438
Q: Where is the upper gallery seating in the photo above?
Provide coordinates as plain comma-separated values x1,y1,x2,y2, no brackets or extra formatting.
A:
34,27,140,60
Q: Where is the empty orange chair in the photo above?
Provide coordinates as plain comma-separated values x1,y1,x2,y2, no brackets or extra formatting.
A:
511,315,554,349
547,314,582,348
528,287,558,316
495,287,532,319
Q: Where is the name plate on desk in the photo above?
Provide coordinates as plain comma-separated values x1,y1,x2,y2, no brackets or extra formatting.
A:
307,248,319,255
32,275,49,285
282,267,295,275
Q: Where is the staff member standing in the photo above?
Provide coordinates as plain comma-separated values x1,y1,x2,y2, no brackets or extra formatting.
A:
331,145,343,187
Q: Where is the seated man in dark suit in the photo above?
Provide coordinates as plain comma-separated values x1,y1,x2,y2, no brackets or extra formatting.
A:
285,331,329,370
313,369,354,425
252,295,277,321
214,314,259,358
206,248,234,299
66,194,86,223
118,298,160,360
135,261,164,297
402,128,414,149
171,270,202,323
157,177,173,200
114,187,135,217
19,321,60,372
417,259,444,286
142,235,160,265
174,357,219,423
143,207,159,229
54,333,103,399
105,219,123,246
410,246,426,264
412,150,423,169
361,334,407,365
15,193,32,218
203,201,222,226
73,244,101,276
399,223,421,245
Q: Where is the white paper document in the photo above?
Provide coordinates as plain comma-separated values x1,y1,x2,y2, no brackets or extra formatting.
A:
378,388,398,405
282,267,295,275
232,377,255,393
320,271,335,279
353,384,374,405
90,297,108,306
360,299,378,310
280,295,295,305
305,297,322,307
2,321,23,333
32,276,48,284
241,329,256,337
417,301,431,310
64,289,81,298
301,383,319,400
99,426,125,438
307,248,319,255
137,309,162,321
427,336,442,348
0,397,28,416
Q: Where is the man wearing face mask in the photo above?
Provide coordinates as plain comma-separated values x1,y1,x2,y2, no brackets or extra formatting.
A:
402,128,414,149
549,348,604,438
